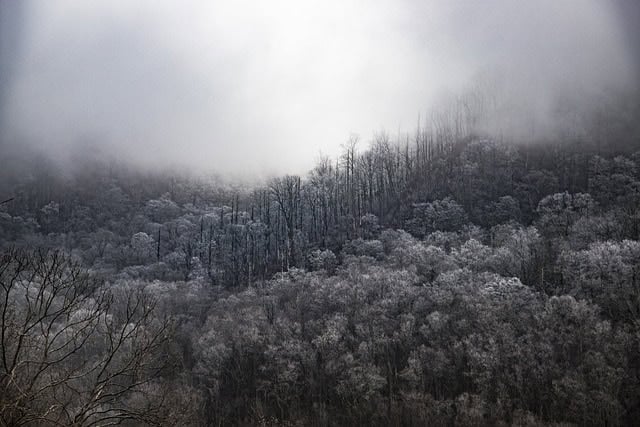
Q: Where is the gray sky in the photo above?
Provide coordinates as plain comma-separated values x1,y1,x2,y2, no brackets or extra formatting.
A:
0,0,637,175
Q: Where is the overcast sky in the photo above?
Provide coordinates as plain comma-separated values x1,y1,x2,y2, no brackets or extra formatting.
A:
0,0,638,175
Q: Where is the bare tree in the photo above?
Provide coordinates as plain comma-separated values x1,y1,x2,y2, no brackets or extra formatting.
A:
269,176,301,268
0,249,172,426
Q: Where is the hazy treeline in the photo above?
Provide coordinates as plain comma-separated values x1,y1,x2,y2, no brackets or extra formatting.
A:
2,89,640,425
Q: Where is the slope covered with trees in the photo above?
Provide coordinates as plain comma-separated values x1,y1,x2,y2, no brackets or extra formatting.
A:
2,90,640,425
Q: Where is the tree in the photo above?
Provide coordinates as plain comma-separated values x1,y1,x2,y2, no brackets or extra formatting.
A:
536,192,596,238
130,232,155,264
0,249,173,426
560,240,640,321
405,198,468,237
270,176,302,268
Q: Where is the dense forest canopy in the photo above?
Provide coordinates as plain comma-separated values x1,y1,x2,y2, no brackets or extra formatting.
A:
2,1,640,426
2,84,640,424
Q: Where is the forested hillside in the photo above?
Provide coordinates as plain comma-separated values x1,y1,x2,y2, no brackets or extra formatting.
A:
2,107,640,425
3,0,640,424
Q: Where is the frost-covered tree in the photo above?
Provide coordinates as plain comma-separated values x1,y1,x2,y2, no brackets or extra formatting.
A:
0,249,174,426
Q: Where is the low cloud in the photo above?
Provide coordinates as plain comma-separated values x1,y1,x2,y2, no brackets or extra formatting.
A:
0,0,637,175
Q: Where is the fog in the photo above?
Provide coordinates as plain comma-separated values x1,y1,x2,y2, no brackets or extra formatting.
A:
1,0,638,175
